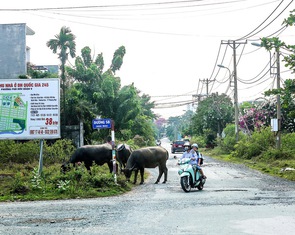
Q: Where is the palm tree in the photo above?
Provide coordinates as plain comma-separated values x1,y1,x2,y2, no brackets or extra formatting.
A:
46,26,76,129
110,46,126,74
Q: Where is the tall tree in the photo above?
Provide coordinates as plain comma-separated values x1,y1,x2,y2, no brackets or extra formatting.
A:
259,9,295,133
110,46,126,74
192,93,234,137
46,26,76,127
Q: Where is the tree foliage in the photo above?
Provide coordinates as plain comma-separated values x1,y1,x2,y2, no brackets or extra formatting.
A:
61,43,156,142
47,26,77,128
259,10,295,133
191,93,234,137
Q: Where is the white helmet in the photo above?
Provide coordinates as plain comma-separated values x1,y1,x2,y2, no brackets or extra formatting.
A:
191,143,198,148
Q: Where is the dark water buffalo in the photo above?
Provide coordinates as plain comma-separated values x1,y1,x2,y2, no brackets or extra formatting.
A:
122,146,168,184
116,143,132,171
61,144,113,173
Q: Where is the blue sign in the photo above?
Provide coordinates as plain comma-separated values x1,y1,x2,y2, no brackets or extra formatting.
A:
92,118,112,129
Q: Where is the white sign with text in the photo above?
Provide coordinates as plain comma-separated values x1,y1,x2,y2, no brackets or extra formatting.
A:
0,79,60,139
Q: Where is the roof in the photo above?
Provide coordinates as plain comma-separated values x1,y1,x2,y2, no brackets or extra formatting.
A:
26,26,35,35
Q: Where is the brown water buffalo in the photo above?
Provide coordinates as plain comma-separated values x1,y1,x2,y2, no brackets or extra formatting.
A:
61,144,113,173
122,146,168,184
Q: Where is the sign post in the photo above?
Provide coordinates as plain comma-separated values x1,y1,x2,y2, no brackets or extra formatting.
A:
111,120,117,184
92,118,117,183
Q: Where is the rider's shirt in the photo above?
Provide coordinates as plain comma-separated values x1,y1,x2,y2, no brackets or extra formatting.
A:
190,150,201,165
180,151,192,159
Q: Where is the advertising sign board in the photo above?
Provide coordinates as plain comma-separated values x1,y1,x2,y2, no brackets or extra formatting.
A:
0,79,60,139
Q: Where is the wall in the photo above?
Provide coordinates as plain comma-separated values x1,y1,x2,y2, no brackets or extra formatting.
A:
0,23,26,79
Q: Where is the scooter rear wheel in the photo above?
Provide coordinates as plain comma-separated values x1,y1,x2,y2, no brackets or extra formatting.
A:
197,183,203,190
180,176,191,192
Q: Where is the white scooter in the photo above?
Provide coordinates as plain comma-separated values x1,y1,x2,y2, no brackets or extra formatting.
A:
178,158,206,192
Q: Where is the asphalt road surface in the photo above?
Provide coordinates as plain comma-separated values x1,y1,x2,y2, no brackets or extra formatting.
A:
1,138,295,235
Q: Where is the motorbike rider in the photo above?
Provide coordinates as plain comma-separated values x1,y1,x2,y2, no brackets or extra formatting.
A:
180,145,192,160
190,143,206,179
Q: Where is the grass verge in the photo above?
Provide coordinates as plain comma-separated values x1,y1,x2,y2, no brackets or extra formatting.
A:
0,162,148,202
203,147,295,181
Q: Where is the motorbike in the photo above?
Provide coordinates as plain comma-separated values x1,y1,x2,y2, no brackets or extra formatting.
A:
178,158,206,192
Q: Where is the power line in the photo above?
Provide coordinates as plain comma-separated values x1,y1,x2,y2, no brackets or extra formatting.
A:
0,0,248,11
236,0,293,40
236,0,285,40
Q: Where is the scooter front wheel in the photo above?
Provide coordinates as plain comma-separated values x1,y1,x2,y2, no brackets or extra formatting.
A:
180,176,191,192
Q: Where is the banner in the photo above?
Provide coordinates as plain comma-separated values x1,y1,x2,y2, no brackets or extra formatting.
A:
0,79,60,139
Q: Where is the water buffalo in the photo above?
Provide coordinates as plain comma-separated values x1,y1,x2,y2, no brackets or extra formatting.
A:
122,146,168,184
61,144,113,173
116,143,132,171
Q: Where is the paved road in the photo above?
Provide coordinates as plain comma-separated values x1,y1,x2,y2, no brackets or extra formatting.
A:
1,138,295,235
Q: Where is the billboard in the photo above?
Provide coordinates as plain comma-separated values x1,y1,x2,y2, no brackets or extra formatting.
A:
0,79,60,139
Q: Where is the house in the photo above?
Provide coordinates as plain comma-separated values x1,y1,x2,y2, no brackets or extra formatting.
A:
0,23,35,79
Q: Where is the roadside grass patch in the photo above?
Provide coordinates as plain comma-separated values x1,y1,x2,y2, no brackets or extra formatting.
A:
204,147,295,181
0,162,134,202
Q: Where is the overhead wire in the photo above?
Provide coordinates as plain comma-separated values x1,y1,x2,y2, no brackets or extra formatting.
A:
208,43,230,88
0,0,248,12
238,54,275,83
247,25,287,41
33,0,280,23
236,0,293,40
208,0,293,104
236,0,285,40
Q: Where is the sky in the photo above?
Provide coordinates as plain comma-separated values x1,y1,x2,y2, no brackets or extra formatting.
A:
1,0,294,119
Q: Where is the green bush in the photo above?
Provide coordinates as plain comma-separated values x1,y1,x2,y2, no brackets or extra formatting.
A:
0,139,75,166
11,172,30,195
190,136,206,148
232,127,275,159
0,140,39,164
282,133,295,156
43,139,75,165
133,135,147,147
219,124,242,153
261,148,294,160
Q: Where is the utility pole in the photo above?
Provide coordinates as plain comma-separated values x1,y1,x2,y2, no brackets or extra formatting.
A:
200,78,214,95
233,41,239,142
251,41,281,148
221,40,247,142
276,47,281,149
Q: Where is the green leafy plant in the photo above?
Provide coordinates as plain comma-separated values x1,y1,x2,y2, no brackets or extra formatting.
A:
11,172,29,195
57,180,71,192
31,167,42,190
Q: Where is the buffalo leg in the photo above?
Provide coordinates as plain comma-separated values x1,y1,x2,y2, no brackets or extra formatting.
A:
140,168,144,185
133,169,139,184
163,166,168,183
155,169,163,184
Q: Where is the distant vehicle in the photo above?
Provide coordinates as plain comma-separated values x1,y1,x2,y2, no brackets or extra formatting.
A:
182,138,190,147
171,140,185,153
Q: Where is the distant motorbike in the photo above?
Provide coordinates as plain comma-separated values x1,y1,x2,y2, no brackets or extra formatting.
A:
178,158,206,192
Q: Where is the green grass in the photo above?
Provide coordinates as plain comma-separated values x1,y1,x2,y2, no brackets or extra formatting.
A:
0,162,147,202
203,147,295,181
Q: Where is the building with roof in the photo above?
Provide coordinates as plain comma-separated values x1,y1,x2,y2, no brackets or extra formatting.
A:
0,23,35,79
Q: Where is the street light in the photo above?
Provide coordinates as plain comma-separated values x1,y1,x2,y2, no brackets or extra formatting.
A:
217,64,239,141
217,64,231,74
252,42,281,149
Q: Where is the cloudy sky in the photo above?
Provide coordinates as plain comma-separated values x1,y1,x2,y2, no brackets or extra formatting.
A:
1,0,294,119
